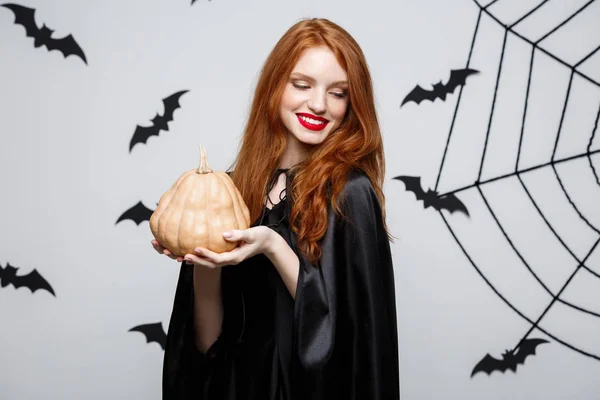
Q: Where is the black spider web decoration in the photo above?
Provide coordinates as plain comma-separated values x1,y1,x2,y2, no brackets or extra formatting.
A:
396,0,600,378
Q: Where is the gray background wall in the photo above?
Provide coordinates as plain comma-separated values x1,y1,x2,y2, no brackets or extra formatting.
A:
1,0,599,399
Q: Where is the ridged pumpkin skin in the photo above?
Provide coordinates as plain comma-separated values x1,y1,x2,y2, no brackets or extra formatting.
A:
149,146,250,256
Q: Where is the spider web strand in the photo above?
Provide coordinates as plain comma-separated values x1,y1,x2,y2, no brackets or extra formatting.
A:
434,9,482,192
518,237,600,345
549,70,600,233
439,147,600,197
552,163,600,234
443,1,600,196
477,30,509,181
517,174,600,279
552,70,575,160
534,0,596,45
440,211,600,361
515,47,536,169
476,2,599,88
588,103,600,187
508,0,552,30
576,43,600,68
483,0,501,10
477,185,600,317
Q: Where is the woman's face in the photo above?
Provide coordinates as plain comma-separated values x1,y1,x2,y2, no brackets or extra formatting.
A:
279,45,349,148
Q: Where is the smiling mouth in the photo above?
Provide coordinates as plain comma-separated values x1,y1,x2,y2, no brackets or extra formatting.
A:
296,113,328,131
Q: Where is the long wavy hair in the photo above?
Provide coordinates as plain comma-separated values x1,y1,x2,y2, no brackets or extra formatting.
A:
228,18,392,264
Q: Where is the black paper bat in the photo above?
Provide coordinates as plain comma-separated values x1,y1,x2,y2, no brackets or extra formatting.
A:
129,322,167,350
115,201,155,225
401,68,479,106
471,338,549,377
129,90,189,152
2,3,87,64
0,262,55,296
393,175,469,216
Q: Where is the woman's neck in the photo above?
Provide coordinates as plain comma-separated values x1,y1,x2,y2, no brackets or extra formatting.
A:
279,135,311,169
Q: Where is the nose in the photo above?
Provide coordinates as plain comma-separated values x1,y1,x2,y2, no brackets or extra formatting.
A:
307,89,326,114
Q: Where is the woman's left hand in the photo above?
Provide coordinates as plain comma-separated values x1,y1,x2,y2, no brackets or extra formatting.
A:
184,226,276,268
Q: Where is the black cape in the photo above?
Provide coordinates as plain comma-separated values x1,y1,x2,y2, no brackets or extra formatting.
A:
162,168,400,399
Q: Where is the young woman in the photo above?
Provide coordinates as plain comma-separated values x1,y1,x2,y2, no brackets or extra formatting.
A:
152,17,400,400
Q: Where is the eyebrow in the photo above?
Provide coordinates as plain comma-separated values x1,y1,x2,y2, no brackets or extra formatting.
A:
290,72,348,87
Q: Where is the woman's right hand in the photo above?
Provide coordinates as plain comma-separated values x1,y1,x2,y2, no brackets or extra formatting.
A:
151,239,185,263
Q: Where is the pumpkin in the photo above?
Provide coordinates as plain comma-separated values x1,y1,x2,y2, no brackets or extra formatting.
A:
150,145,250,256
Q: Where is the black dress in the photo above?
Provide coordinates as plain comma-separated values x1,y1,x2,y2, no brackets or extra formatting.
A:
162,168,401,400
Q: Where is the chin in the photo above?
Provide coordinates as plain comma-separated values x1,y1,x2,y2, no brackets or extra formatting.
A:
296,131,328,146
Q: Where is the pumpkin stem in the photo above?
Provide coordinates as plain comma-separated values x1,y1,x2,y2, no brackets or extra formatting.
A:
196,145,213,174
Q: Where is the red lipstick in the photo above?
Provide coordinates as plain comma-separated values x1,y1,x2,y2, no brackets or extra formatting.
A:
296,113,328,131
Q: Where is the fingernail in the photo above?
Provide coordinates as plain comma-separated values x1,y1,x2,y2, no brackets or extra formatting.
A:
194,248,202,254
223,231,232,238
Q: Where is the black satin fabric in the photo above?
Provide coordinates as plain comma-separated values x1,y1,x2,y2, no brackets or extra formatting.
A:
162,168,401,400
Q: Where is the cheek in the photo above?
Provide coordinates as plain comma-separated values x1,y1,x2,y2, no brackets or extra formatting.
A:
330,101,349,120
280,89,304,111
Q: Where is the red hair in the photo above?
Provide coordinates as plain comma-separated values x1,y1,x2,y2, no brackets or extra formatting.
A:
228,18,391,264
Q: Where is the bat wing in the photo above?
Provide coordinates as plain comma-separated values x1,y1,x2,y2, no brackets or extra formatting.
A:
401,85,437,106
0,262,18,288
116,201,154,225
437,193,470,217
161,90,189,123
393,175,427,200
12,268,55,296
514,338,549,365
129,322,167,350
129,125,160,152
471,353,507,376
471,338,549,377
2,3,39,38
45,34,87,64
129,90,188,151
444,68,479,95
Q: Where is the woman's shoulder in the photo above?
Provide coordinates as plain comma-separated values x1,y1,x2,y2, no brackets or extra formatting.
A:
341,168,376,199
332,168,381,219
333,168,385,232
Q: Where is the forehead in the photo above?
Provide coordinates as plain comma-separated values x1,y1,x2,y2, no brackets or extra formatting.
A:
291,45,347,81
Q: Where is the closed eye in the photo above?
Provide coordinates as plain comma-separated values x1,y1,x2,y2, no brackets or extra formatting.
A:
292,83,310,90
292,83,347,99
